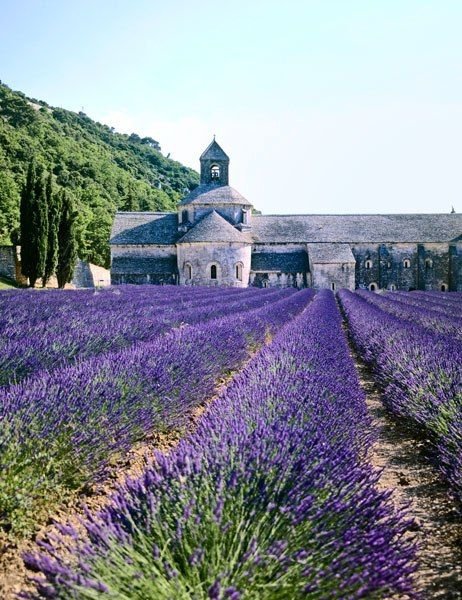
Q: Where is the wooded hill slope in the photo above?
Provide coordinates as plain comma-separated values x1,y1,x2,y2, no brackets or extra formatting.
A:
0,81,199,266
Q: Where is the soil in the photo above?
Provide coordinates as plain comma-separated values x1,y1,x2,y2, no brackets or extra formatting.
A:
354,355,462,599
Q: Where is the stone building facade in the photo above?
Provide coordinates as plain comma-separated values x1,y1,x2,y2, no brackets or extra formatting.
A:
110,140,462,291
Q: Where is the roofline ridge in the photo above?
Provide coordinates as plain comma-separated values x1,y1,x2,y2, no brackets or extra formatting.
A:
200,138,229,160
254,212,458,217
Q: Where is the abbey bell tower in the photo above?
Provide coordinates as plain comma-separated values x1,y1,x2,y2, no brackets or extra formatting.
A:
200,138,229,185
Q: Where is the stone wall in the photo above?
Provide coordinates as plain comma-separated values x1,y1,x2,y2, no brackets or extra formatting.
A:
111,272,177,285
0,246,16,280
72,261,111,288
177,242,251,287
352,243,457,291
311,263,355,291
0,246,27,285
249,272,305,288
449,243,462,291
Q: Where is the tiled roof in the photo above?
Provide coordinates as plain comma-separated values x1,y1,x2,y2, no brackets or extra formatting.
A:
111,256,178,275
178,210,250,244
200,139,229,161
179,184,250,206
251,214,462,243
251,251,309,273
110,212,178,245
307,243,356,263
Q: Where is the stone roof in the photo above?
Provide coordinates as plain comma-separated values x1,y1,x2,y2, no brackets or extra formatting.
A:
178,210,250,244
111,256,178,275
251,214,462,243
110,211,462,247
179,184,250,206
307,243,356,263
200,139,229,161
251,251,309,273
110,212,178,245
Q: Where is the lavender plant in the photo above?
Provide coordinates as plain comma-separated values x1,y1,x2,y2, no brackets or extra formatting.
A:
339,290,462,502
393,291,462,318
24,291,416,599
0,286,289,385
0,289,312,537
356,289,462,341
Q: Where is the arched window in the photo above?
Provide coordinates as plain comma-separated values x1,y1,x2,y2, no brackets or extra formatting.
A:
365,260,372,269
441,283,447,292
403,259,411,269
369,283,377,291
211,165,220,179
331,282,336,291
389,284,396,291
235,263,243,281
184,263,192,280
210,264,217,280
425,258,433,269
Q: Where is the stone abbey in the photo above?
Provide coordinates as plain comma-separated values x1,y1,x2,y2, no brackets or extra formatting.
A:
110,140,462,291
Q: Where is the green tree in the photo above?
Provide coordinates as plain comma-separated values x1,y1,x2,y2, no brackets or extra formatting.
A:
19,161,36,266
20,162,48,287
34,167,49,286
43,172,59,286
56,190,78,288
0,169,20,245
121,185,138,211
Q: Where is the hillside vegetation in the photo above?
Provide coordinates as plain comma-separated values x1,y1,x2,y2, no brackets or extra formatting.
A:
0,81,199,266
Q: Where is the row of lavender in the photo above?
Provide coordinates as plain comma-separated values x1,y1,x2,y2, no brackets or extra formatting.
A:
339,290,462,503
355,289,462,341
394,290,462,317
26,291,416,600
0,289,311,537
0,286,287,386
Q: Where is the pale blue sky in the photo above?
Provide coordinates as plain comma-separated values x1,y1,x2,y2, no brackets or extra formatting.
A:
1,0,462,214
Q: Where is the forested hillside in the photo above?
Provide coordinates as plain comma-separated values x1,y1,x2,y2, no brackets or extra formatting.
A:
0,81,199,266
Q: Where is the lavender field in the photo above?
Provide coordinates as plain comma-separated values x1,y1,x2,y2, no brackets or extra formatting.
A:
0,286,461,598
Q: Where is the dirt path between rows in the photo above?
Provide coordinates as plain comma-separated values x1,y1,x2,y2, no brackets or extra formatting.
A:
353,354,462,599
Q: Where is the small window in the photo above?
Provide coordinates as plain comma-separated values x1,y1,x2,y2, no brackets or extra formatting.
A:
235,263,243,281
389,284,396,291
369,283,377,291
185,263,192,280
211,165,220,179
441,284,447,292
365,260,372,269
331,282,336,291
425,258,433,269
403,259,411,269
210,264,217,280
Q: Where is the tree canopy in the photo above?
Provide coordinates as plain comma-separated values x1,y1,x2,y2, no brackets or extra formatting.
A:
0,81,199,266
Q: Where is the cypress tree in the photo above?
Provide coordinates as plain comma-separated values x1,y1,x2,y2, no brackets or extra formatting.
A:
19,161,36,284
43,172,59,286
20,162,48,287
56,190,77,289
33,167,48,286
